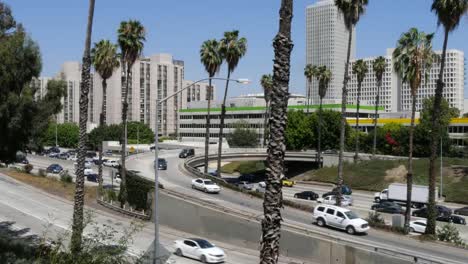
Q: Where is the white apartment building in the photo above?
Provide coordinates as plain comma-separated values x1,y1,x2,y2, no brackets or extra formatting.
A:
31,77,51,101
306,0,355,104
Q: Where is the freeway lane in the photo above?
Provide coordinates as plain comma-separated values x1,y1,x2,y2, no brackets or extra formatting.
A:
0,172,306,264
128,149,468,263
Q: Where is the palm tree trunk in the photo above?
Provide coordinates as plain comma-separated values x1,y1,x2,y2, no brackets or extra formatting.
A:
372,80,381,157
260,1,293,263
317,96,323,168
204,79,212,174
354,82,362,163
263,101,270,147
216,71,231,177
70,0,95,255
98,78,107,195
405,94,416,233
336,27,353,206
306,79,311,113
119,66,130,207
426,28,449,235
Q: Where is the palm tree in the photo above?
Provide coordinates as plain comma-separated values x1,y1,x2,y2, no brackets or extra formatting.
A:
216,30,247,177
393,28,434,233
351,59,368,163
334,0,369,206
260,74,273,147
117,20,145,206
304,64,319,113
316,66,331,167
200,39,222,173
371,56,386,157
260,0,293,262
427,0,468,235
91,40,120,195
70,0,95,255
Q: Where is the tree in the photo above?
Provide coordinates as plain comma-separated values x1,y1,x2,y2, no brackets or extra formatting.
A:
393,27,434,233
43,123,79,148
316,66,331,166
117,20,146,206
352,59,368,162
216,30,247,177
126,121,155,144
285,110,314,150
303,64,319,113
372,56,386,157
226,121,258,148
91,39,120,193
427,0,468,236
70,0,95,255
200,39,222,173
261,74,273,147
87,124,122,150
334,0,369,206
260,0,293,263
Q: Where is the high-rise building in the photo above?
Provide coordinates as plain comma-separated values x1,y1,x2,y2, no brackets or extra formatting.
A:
347,49,465,114
306,0,355,104
31,77,51,101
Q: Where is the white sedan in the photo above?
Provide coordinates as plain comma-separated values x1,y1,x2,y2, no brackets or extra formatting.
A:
317,195,352,206
191,178,221,194
409,220,427,233
174,238,225,263
103,160,119,168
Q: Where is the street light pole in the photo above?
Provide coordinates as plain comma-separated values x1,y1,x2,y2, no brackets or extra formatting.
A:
152,77,249,263
55,115,58,147
440,136,443,199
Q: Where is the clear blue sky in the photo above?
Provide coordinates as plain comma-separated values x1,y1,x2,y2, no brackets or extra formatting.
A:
7,0,468,99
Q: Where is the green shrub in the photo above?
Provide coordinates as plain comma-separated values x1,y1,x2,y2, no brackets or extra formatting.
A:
125,170,155,210
38,168,47,177
437,224,466,247
60,172,73,183
365,211,386,227
24,164,33,174
106,189,117,202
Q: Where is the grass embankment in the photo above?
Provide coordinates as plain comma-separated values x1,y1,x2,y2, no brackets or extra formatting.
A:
1,169,98,204
220,160,265,175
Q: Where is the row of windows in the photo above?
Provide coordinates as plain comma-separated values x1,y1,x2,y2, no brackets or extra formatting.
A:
179,123,264,129
180,113,265,120
180,132,262,138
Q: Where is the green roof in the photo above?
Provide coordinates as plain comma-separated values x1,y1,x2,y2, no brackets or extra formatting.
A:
180,104,384,113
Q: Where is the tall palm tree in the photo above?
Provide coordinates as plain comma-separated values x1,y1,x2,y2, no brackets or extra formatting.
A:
351,59,368,163
427,0,468,235
70,0,95,255
393,28,434,233
200,39,222,173
371,56,386,157
303,64,319,113
117,20,145,206
261,74,273,147
91,40,120,195
260,0,293,263
316,66,331,167
216,30,247,177
334,0,369,206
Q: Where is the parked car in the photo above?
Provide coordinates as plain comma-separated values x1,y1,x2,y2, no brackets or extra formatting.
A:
238,173,263,183
18,157,29,164
294,191,319,200
237,181,254,191
436,215,467,225
179,148,195,158
48,152,59,158
281,179,295,187
317,195,352,206
371,201,404,214
454,206,468,216
313,205,369,235
86,173,98,182
322,190,340,198
332,185,352,195
409,220,427,233
58,153,69,160
174,238,225,263
191,178,221,194
103,160,119,168
46,164,63,174
48,146,60,153
412,205,452,218
155,158,167,170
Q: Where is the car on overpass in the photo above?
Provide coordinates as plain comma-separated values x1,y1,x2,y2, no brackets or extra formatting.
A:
436,214,466,225
103,160,119,168
191,178,221,194
317,195,352,206
179,148,195,158
454,206,468,216
409,220,427,233
46,164,63,174
155,158,167,170
174,238,225,263
294,191,319,200
281,179,295,187
412,205,452,218
371,201,404,214
313,205,369,235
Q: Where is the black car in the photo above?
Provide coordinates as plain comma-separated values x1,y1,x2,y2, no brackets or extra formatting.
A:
48,146,60,153
454,206,468,216
179,148,195,158
46,164,63,174
332,185,352,195
86,173,98,182
18,158,29,164
371,201,404,214
58,153,69,160
294,191,319,200
155,158,167,170
437,214,467,225
412,205,452,218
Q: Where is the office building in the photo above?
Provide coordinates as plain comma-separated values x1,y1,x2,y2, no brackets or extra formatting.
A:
306,0,355,104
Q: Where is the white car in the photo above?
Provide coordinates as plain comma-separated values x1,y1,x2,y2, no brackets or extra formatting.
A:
174,238,225,263
84,168,95,176
317,195,353,206
313,205,370,235
409,220,427,233
74,161,92,168
103,160,119,168
191,178,221,193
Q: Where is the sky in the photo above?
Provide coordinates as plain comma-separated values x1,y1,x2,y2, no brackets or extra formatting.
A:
7,0,468,99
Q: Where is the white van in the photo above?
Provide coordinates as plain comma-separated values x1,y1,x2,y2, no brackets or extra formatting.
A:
312,205,369,235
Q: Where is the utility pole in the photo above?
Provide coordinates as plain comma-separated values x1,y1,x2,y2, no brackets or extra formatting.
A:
55,115,58,147
440,136,443,199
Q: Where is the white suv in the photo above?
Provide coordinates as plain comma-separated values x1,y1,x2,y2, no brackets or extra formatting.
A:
313,205,369,235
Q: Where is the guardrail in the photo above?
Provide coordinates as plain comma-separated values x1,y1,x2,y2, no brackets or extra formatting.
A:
97,198,151,221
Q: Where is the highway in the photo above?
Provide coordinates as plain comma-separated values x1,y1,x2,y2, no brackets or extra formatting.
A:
125,148,468,263
0,172,305,264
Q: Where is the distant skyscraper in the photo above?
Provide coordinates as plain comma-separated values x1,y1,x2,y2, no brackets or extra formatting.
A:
306,0,356,104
